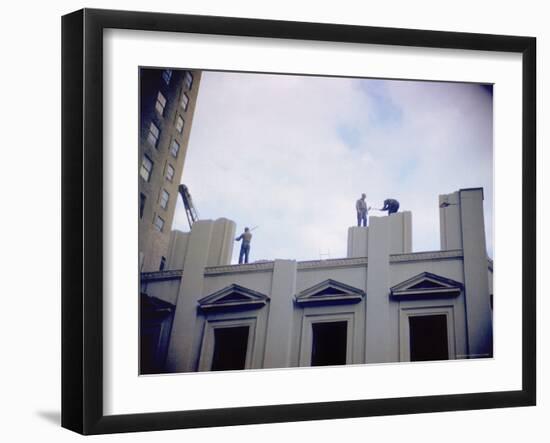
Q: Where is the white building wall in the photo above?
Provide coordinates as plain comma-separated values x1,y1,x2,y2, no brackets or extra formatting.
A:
145,190,491,373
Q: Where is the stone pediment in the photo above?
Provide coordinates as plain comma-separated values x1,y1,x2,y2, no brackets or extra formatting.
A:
295,279,365,305
390,272,463,299
141,293,175,312
198,284,270,311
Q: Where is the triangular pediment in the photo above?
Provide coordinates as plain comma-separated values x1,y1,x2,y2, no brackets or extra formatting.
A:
141,293,175,312
296,279,365,305
198,284,270,311
390,272,463,299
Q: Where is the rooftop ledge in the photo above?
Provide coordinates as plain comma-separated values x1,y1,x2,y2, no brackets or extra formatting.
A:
140,249,466,281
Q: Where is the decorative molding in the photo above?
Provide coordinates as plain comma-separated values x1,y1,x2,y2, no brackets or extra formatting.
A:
142,251,468,281
390,249,463,263
297,257,368,270
390,272,463,299
198,284,270,311
205,261,275,275
141,269,183,282
296,279,365,305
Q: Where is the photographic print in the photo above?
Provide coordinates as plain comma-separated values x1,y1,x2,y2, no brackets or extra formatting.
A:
138,68,494,375
62,9,535,433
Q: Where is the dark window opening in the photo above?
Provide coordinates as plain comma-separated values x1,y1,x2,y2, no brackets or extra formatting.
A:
311,321,347,366
409,314,449,361
159,256,166,271
139,193,146,218
211,326,249,371
140,324,161,374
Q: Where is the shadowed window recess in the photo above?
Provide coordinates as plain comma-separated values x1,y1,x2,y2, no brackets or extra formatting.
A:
160,189,170,209
175,115,184,133
311,321,347,366
139,154,153,182
184,71,193,90
211,326,250,371
147,122,160,147
409,315,449,361
180,92,189,111
162,69,172,85
165,163,175,181
155,91,167,115
170,139,180,158
153,215,165,232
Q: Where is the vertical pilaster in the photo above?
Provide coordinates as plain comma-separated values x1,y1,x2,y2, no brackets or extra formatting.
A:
263,260,297,368
165,220,214,372
364,217,392,363
459,189,493,358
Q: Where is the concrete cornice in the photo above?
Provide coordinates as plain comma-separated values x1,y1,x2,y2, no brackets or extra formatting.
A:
205,261,275,275
142,250,465,280
141,269,183,282
390,249,463,263
297,257,368,270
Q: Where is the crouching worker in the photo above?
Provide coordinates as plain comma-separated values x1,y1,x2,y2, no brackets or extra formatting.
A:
381,198,400,215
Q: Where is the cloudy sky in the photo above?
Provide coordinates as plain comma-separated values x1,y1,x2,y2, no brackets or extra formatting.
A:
173,71,493,263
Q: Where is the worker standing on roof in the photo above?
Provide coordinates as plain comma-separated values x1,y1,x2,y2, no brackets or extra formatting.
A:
236,227,253,264
356,193,369,227
380,198,400,215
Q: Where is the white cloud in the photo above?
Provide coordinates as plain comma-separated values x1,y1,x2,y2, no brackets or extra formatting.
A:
174,72,493,263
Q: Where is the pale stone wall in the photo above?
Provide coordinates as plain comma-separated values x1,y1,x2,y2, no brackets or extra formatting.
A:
439,188,493,358
143,189,492,373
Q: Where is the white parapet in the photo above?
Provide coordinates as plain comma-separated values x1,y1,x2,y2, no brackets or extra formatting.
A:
166,230,190,270
439,191,462,250
207,218,236,267
347,211,412,258
347,226,369,258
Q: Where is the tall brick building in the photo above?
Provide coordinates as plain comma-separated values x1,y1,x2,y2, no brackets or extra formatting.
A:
139,68,201,272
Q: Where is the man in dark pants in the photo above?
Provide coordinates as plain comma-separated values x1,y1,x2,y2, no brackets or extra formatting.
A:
235,227,252,264
356,193,368,227
381,198,400,215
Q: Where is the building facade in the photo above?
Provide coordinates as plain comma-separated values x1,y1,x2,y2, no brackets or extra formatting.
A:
140,188,493,374
139,68,202,272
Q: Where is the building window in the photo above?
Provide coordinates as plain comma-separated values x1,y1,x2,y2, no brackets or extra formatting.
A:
211,326,250,371
155,91,167,116
408,315,449,361
153,215,165,232
180,92,189,111
399,306,456,362
140,155,153,182
175,115,184,134
184,71,193,90
162,69,172,85
159,256,166,271
147,122,160,147
311,322,347,366
139,193,146,218
160,189,170,209
165,163,175,182
170,139,180,158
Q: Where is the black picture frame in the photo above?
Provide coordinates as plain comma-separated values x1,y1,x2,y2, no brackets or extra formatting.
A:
61,8,536,435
